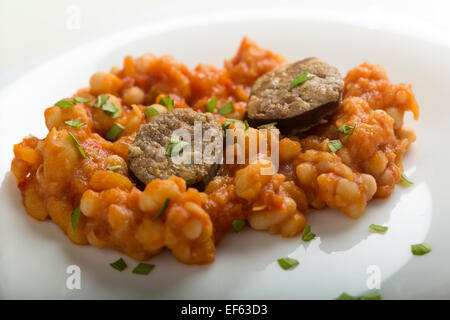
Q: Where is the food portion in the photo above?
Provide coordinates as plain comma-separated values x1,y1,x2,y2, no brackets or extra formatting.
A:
246,58,344,135
11,37,419,265
129,108,222,186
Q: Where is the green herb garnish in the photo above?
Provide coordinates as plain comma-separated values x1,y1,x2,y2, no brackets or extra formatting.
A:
105,123,125,141
327,139,343,152
107,165,122,171
166,140,189,157
361,292,382,300
218,101,235,115
338,125,355,140
222,119,237,131
68,132,87,158
257,122,277,129
369,224,388,234
411,243,432,256
55,100,76,108
302,225,316,242
74,96,91,103
290,72,315,89
335,291,382,300
400,172,413,185
232,219,246,233
205,97,218,113
145,106,160,118
132,263,155,275
159,96,174,111
277,257,299,270
64,120,85,128
102,102,121,119
244,120,249,132
154,198,170,220
93,94,110,108
110,258,127,272
71,206,80,230
335,292,358,300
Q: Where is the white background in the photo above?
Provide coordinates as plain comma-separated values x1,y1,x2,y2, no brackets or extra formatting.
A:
1,0,450,86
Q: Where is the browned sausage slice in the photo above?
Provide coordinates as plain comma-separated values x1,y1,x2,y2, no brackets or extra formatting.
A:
246,58,344,135
129,109,223,186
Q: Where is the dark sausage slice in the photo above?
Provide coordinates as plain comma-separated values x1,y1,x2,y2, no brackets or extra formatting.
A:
246,57,344,135
128,109,223,186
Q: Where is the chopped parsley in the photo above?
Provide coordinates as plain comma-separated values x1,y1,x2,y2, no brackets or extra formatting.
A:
411,243,432,256
145,106,160,118
68,132,87,158
154,198,170,220
302,225,316,242
335,292,358,300
105,123,125,141
159,96,174,110
369,224,388,234
327,139,343,152
360,292,383,300
166,140,189,157
74,96,91,103
205,97,218,113
244,120,249,132
93,94,110,108
218,101,235,115
132,263,155,275
110,258,127,272
338,125,355,140
222,119,238,131
277,257,299,270
64,120,85,128
71,206,80,230
107,165,122,171
290,72,315,89
257,122,277,129
232,219,246,233
400,172,414,185
102,102,121,119
335,291,382,300
55,99,76,108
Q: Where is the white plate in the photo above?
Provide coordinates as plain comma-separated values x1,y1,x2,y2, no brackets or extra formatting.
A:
1,7,450,300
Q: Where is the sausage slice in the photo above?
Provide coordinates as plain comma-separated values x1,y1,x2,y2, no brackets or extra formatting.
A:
129,109,223,186
246,58,344,135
